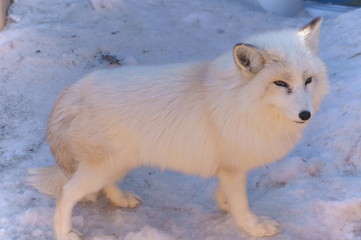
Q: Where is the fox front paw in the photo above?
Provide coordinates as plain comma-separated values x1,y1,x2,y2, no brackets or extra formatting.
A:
239,214,280,237
111,192,142,208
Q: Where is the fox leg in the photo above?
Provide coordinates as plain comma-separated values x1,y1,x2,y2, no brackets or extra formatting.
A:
54,165,109,240
215,186,229,212
217,169,280,237
103,183,141,208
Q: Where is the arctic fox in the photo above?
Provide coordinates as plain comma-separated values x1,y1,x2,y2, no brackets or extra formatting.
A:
28,17,328,239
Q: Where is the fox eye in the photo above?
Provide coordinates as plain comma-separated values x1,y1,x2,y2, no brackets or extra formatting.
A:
305,77,313,85
273,80,289,88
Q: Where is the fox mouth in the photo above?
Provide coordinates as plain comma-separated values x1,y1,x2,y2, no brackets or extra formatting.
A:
294,121,305,124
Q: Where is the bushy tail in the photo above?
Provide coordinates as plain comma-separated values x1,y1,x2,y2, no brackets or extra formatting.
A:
27,166,69,197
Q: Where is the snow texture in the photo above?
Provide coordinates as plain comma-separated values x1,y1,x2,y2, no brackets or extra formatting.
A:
1,0,361,239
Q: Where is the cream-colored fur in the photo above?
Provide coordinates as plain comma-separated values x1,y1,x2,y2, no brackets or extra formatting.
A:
28,18,328,240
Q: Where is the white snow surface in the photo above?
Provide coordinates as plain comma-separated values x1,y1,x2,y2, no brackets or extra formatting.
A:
1,0,361,239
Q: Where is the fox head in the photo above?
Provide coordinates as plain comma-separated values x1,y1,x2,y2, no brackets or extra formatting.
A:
233,17,329,124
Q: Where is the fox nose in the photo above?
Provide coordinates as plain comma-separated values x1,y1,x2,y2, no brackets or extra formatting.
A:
299,111,311,121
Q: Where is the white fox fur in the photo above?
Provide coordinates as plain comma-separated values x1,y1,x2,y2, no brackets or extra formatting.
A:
28,18,328,240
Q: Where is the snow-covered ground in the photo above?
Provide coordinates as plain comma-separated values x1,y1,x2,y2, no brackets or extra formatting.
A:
1,0,361,239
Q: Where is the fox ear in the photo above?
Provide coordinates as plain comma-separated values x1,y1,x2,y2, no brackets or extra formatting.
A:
233,43,265,78
299,17,322,54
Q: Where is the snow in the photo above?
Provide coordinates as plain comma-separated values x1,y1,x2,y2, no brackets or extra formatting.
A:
123,226,174,240
0,0,361,239
90,0,122,11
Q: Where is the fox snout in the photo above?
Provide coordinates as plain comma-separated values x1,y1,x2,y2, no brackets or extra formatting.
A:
298,110,311,121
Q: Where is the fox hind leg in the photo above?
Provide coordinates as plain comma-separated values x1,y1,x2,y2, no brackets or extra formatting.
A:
54,165,112,240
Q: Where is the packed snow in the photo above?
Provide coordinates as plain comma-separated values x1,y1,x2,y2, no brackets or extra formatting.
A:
0,0,361,239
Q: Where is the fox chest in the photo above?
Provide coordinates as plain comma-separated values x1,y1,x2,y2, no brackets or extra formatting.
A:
219,124,302,169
